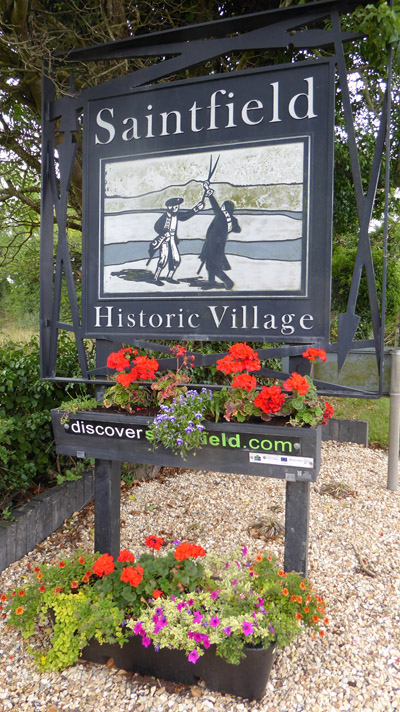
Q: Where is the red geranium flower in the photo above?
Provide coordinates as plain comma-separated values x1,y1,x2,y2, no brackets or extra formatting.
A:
216,343,261,375
254,385,286,414
174,542,206,561
92,553,115,578
107,348,134,371
232,373,257,391
322,400,334,424
118,549,136,563
120,565,144,587
152,589,163,599
302,347,327,363
283,372,309,396
145,535,164,551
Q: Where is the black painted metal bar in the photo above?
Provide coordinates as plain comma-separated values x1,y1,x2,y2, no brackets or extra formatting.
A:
284,480,311,576
94,459,121,558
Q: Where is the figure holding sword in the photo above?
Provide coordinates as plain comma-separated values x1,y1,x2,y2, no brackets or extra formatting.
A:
198,163,241,290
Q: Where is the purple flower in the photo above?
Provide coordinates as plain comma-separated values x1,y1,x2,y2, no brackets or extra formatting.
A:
223,627,232,637
176,438,183,446
170,594,176,602
210,590,220,600
173,540,181,546
188,649,199,664
155,644,160,652
155,607,164,616
242,546,248,556
242,621,254,637
210,616,220,628
269,624,275,634
142,636,151,648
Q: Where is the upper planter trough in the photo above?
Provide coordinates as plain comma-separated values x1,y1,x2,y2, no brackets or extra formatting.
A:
51,410,322,483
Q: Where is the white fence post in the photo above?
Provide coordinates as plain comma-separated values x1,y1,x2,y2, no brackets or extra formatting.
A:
387,349,400,491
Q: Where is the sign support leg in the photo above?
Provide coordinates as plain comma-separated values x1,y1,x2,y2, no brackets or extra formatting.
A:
284,480,310,576
94,459,121,558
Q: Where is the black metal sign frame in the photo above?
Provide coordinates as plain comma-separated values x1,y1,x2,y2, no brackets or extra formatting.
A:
40,0,392,398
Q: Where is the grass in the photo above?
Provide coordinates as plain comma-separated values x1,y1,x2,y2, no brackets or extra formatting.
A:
330,397,390,449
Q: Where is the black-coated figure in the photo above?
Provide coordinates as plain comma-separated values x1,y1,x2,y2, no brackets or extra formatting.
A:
198,182,241,289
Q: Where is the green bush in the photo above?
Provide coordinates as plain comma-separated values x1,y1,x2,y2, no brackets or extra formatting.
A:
0,334,90,516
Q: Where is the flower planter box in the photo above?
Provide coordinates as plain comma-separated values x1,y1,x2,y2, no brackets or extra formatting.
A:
51,410,321,482
81,635,276,700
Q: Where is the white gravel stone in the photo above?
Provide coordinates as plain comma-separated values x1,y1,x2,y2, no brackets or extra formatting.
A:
0,441,399,711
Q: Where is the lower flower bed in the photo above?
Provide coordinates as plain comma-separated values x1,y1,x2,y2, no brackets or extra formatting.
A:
81,636,276,700
51,410,321,482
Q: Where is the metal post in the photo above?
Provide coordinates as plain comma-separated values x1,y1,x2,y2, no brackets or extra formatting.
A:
94,459,121,557
284,480,310,576
387,349,400,491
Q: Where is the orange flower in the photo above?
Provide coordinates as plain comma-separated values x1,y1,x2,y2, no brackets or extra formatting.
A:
82,575,89,583
71,581,79,590
16,606,24,616
282,588,289,596
78,557,85,565
324,617,329,625
283,372,309,396
54,586,62,594
297,596,302,604
59,561,66,569
39,585,45,593
153,589,163,599
296,613,302,620
0,594,7,602
18,590,25,597
300,582,306,590
256,553,263,562
319,629,325,638
267,555,273,561
277,570,284,577
304,606,310,613
37,573,43,580
291,595,297,602
312,615,319,623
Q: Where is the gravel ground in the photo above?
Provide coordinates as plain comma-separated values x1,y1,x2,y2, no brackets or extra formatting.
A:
0,440,399,712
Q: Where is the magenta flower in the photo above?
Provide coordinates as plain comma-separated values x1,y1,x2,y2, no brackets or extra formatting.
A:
210,590,220,600
202,634,210,649
223,626,232,636
210,616,220,628
242,546,248,556
142,636,151,648
242,621,254,636
193,611,203,624
188,649,199,664
133,622,145,636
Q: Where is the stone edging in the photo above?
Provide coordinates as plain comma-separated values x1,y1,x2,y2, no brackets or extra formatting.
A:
0,419,368,574
0,471,94,574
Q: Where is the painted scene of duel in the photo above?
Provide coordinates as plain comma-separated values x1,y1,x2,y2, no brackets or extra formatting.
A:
100,139,309,296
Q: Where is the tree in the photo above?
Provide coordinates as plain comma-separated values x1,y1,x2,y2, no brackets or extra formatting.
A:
0,0,399,336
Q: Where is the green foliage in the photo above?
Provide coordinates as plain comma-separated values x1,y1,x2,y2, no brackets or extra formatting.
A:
0,335,90,515
331,239,400,341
